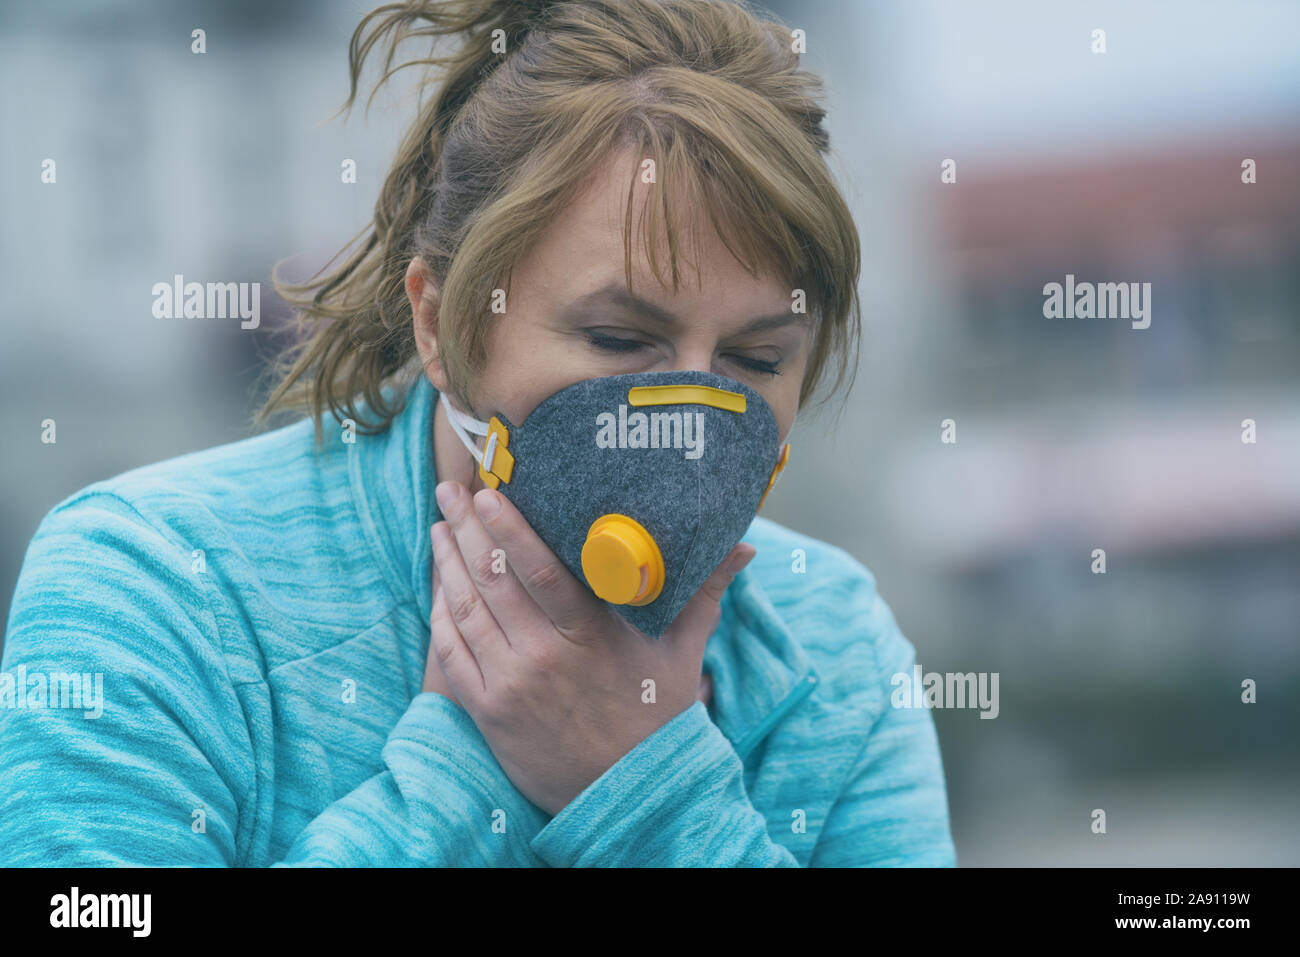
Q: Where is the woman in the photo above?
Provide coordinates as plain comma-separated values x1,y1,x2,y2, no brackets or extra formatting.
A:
0,0,956,866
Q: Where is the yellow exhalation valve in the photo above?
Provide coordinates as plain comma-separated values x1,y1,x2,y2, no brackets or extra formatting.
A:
581,514,665,606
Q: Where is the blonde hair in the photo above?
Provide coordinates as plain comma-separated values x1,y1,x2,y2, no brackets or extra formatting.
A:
258,0,861,444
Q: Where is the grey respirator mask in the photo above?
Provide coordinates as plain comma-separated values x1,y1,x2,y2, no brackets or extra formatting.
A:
439,369,791,638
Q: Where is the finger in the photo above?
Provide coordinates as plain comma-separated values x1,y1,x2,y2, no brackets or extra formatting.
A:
698,671,713,705
666,543,756,658
430,573,485,701
470,486,604,640
422,633,460,706
425,558,458,702
431,519,510,671
434,480,543,644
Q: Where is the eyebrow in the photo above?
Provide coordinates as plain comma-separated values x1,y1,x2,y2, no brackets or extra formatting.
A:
566,284,809,335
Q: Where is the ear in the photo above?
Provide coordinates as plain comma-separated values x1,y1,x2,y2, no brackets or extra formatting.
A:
406,256,449,392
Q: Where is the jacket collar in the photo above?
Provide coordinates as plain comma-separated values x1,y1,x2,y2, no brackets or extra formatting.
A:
350,373,819,758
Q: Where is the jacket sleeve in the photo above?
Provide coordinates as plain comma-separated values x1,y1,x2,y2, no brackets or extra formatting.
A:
0,492,548,867
806,581,958,867
273,693,549,867
527,560,958,868
528,699,801,867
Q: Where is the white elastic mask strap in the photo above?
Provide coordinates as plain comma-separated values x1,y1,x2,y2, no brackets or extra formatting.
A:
439,392,490,468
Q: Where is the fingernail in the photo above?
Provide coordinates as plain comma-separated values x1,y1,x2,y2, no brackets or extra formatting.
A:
728,545,756,575
474,488,501,521
435,481,458,511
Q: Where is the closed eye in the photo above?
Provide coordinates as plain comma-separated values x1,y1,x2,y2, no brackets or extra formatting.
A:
582,331,783,377
583,331,646,354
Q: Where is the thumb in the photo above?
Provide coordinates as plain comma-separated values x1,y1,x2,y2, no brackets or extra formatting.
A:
666,543,757,652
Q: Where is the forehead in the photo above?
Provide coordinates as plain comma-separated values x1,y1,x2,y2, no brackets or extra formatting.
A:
520,148,793,310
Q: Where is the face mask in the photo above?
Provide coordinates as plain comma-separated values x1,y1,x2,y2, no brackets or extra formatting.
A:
438,369,792,639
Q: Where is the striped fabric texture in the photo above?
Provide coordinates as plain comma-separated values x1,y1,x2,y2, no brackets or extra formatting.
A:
0,374,957,866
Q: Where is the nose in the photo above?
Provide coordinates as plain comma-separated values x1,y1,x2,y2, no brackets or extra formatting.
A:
669,346,718,376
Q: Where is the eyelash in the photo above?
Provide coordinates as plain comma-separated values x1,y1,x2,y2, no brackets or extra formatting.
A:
583,332,783,377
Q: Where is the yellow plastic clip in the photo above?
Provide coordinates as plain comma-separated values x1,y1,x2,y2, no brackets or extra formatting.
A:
477,416,515,489
756,442,790,513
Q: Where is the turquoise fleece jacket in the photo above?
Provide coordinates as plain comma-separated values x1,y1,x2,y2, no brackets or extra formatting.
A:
0,374,957,867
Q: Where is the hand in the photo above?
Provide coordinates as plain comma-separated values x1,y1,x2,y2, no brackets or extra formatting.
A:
423,633,713,707
423,585,714,707
424,480,755,817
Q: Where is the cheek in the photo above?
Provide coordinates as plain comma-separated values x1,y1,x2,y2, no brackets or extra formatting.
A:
762,381,802,447
475,315,554,419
